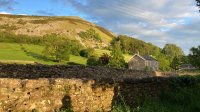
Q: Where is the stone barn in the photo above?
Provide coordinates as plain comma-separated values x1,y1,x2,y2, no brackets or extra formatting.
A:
128,54,159,71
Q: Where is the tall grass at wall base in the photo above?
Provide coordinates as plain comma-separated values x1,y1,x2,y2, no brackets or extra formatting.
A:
139,85,200,112
112,75,200,112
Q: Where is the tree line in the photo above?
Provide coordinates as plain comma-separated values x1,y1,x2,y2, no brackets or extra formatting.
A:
0,30,199,71
197,0,200,12
87,35,200,71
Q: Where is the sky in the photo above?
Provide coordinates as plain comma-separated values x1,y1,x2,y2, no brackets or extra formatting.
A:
0,0,200,54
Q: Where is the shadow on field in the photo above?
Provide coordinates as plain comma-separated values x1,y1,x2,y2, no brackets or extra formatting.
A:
20,45,50,62
25,51,50,62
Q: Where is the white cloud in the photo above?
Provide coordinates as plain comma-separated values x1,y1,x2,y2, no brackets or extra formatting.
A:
48,0,200,54
0,11,11,14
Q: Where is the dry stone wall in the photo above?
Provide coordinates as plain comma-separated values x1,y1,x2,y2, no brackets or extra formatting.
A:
0,64,176,112
0,78,114,112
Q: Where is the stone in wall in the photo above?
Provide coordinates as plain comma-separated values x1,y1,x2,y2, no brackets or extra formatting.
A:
0,78,114,112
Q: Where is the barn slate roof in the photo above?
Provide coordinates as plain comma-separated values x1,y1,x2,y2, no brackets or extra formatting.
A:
129,54,158,62
142,55,157,61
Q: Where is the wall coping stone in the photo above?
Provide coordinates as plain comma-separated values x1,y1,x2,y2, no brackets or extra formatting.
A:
0,64,176,84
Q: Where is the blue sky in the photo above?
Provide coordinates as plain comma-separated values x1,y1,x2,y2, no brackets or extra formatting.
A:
0,0,200,54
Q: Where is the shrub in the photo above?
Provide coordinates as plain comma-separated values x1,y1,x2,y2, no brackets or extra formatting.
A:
67,62,83,65
109,41,126,68
80,48,95,57
99,53,110,66
78,28,102,41
87,56,99,66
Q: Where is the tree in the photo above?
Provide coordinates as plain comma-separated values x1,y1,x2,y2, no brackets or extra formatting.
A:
55,40,71,61
111,35,161,56
43,34,71,62
109,41,126,68
189,46,200,69
157,53,171,71
70,40,83,56
181,56,190,64
171,56,181,70
162,44,184,61
197,0,200,12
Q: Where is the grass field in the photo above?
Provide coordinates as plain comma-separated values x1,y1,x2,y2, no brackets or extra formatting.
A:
0,43,87,65
0,42,132,65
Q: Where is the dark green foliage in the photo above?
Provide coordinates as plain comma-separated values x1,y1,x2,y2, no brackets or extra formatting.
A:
112,103,131,112
170,56,181,70
80,48,96,58
87,56,99,66
67,62,83,65
170,75,200,88
78,28,102,41
111,35,161,56
140,77,200,112
87,53,110,66
70,40,83,56
113,76,200,112
99,53,110,66
189,45,200,69
109,41,126,68
197,0,200,12
181,56,190,64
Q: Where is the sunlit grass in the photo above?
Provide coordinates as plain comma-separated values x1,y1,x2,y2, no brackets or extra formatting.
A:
0,42,87,65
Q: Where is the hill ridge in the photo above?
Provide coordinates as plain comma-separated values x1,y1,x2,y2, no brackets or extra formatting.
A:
0,14,115,48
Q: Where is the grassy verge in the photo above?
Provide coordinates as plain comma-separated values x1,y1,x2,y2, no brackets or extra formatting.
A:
112,75,200,112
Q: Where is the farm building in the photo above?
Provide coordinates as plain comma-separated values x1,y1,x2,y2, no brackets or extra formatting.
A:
179,64,197,70
128,53,159,71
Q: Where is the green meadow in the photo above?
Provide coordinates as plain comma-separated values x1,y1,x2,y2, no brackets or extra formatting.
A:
0,42,132,65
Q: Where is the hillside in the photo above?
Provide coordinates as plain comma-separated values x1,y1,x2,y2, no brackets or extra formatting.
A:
0,14,115,48
0,14,163,66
